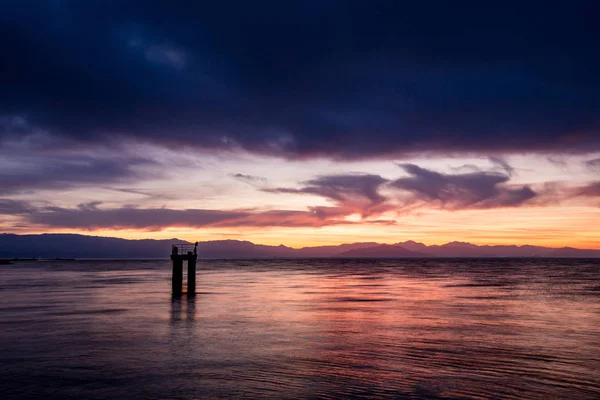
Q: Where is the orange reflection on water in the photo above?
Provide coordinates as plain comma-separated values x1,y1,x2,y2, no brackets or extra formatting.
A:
11,259,597,398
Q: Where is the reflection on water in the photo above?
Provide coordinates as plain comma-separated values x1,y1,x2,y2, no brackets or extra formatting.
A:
171,296,196,323
1,259,600,399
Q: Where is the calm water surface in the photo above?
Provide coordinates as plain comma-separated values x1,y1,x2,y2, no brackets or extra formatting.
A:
1,259,600,399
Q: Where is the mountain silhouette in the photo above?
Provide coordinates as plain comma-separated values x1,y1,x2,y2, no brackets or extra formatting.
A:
1,234,599,259
336,244,423,258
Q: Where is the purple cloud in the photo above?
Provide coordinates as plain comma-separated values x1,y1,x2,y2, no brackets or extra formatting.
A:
16,202,378,230
28,203,249,230
392,164,536,209
0,154,159,195
489,157,516,177
266,174,389,217
0,199,32,215
577,182,600,197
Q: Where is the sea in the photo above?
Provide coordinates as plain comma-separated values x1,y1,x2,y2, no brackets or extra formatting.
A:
1,259,599,399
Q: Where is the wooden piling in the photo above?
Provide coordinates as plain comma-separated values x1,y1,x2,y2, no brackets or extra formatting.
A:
172,258,183,295
187,253,197,296
170,243,198,296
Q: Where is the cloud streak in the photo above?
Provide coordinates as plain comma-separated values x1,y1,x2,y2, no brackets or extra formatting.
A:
10,202,382,230
28,203,248,230
230,173,268,185
0,153,159,195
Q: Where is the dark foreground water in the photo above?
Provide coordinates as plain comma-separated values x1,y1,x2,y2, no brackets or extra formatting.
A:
1,259,600,399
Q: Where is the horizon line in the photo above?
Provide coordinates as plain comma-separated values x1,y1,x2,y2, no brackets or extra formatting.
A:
2,232,599,251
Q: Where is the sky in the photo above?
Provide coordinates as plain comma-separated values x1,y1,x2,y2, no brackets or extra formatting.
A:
1,1,599,248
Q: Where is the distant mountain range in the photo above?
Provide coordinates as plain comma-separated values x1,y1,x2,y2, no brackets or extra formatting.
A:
1,233,599,259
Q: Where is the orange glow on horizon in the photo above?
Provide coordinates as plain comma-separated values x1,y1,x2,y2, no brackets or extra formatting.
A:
16,204,600,250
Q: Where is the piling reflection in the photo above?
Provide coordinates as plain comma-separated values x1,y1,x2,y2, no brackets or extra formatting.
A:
171,294,196,323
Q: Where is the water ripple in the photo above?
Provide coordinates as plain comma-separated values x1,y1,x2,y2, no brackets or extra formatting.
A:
1,259,599,399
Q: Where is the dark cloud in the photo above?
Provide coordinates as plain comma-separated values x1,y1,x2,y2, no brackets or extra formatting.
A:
392,164,536,209
266,161,543,212
266,174,389,216
0,154,159,194
1,1,599,159
585,158,600,173
489,157,516,177
230,173,268,185
0,199,33,215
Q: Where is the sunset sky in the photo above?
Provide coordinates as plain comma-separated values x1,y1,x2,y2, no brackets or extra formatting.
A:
1,1,599,248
